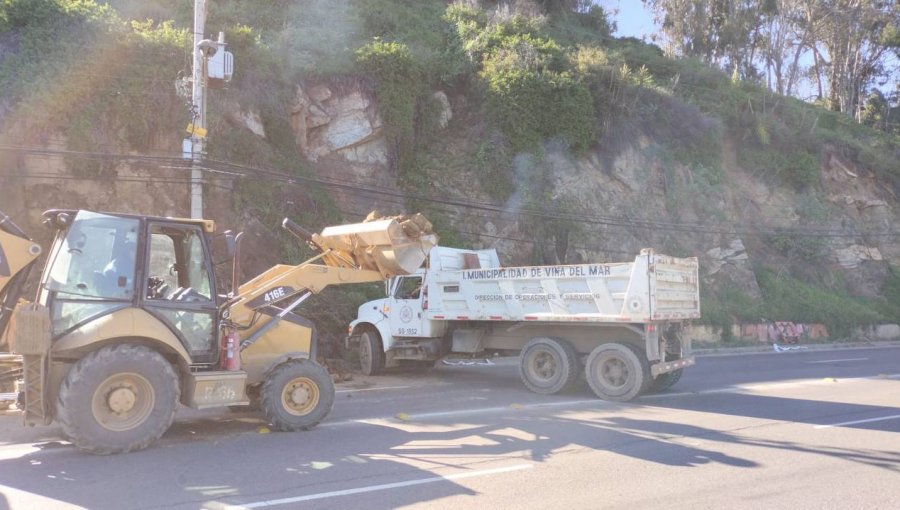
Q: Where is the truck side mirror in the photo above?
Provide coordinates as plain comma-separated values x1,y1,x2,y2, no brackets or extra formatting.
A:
223,231,236,258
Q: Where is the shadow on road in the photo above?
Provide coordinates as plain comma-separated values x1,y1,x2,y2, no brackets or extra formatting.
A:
2,357,899,509
643,391,900,432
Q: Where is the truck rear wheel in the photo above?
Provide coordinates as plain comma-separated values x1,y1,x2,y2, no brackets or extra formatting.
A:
585,343,650,402
519,337,578,395
261,359,335,431
56,344,179,455
359,330,385,376
649,368,683,393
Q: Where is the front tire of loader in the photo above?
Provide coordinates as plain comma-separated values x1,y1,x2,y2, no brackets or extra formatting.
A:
359,330,385,376
261,359,335,431
56,344,179,455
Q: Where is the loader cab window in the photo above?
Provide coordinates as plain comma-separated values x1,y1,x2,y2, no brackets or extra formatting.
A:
42,211,139,335
146,225,212,302
144,223,217,362
45,211,138,300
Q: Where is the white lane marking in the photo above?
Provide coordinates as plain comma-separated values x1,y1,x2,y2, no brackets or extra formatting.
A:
336,385,412,394
0,483,88,509
806,358,869,364
214,463,533,509
814,414,900,429
0,444,42,461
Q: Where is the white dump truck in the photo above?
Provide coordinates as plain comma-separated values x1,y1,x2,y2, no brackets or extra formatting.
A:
349,246,701,401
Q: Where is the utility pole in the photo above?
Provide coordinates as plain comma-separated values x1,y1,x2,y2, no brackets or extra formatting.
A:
190,0,208,220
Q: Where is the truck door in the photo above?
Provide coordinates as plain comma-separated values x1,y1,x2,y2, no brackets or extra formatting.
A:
141,223,219,364
389,275,425,337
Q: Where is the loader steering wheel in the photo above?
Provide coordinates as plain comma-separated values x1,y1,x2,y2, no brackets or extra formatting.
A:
147,277,169,300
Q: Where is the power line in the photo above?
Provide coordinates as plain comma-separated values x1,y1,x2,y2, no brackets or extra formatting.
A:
2,145,898,240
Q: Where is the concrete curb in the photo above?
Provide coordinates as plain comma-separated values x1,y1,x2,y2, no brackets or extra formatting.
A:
693,340,900,357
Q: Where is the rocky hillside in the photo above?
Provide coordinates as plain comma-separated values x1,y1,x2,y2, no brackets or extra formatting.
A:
1,0,898,343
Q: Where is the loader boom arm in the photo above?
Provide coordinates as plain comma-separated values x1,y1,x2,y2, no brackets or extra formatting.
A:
226,214,437,328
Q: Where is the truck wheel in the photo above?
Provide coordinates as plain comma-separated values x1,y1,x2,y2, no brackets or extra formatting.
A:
56,344,179,455
585,343,650,402
261,359,335,431
649,368,683,393
359,330,384,376
519,337,579,395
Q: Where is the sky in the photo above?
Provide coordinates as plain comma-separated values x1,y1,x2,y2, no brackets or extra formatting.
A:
595,0,658,40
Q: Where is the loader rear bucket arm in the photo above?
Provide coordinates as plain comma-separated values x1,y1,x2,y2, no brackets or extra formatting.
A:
0,211,42,342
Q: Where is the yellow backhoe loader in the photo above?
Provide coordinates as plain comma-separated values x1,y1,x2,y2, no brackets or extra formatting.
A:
0,209,435,454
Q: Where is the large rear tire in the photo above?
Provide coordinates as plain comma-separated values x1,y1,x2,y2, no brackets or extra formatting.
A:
584,343,650,402
519,337,579,395
261,359,335,431
56,344,179,455
358,330,385,376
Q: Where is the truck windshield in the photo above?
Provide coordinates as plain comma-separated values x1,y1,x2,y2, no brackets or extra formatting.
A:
44,211,139,300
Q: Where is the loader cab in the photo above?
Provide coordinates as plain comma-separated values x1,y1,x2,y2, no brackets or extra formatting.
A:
40,210,221,364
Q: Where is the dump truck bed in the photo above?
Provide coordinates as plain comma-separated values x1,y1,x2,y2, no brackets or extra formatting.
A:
425,249,700,323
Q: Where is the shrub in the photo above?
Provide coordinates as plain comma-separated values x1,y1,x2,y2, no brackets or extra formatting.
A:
355,40,423,174
483,66,594,152
738,146,820,190
756,269,884,338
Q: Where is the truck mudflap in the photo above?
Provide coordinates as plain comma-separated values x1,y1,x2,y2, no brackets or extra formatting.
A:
650,356,695,377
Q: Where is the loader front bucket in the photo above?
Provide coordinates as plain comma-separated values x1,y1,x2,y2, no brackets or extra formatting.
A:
318,217,437,276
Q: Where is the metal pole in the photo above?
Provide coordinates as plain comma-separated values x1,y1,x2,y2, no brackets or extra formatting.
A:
190,0,207,219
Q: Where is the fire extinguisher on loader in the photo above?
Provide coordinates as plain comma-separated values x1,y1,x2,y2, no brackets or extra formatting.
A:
221,324,240,371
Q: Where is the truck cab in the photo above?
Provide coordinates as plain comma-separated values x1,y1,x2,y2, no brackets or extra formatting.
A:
348,246,500,374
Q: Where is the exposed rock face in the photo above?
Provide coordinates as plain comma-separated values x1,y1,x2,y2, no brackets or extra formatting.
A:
291,82,386,165
704,239,761,298
432,91,452,128
4,77,898,327
835,245,884,269
226,105,266,138
287,79,404,215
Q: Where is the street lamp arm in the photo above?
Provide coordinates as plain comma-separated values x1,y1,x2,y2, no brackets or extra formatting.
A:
197,39,218,58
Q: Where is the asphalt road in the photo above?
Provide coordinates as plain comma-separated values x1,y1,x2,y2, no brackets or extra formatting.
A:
0,346,899,510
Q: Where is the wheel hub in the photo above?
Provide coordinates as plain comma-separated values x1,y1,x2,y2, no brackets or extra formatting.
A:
282,377,319,416
91,372,155,432
532,352,557,380
602,358,628,387
108,387,137,414
290,385,310,405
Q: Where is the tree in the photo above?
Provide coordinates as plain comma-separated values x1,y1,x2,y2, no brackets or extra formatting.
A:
810,0,900,116
645,0,900,122
643,0,767,79
757,0,815,95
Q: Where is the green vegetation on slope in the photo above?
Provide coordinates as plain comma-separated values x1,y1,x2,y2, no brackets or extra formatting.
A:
2,0,898,340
